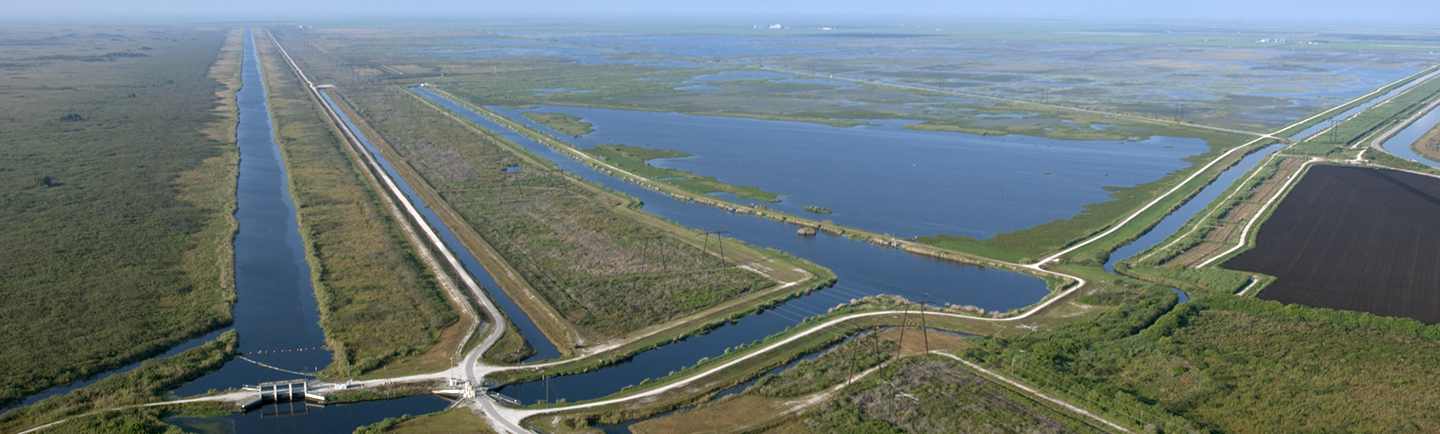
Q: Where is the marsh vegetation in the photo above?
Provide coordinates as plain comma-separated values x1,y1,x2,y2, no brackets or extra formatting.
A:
0,27,239,409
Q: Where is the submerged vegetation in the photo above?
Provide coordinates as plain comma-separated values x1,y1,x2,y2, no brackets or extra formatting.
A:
586,144,781,203
522,112,593,137
802,205,833,215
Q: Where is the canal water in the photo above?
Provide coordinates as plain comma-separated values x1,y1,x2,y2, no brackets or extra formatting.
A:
492,105,1210,240
1288,73,1435,142
412,87,1049,405
162,29,450,433
1103,143,1286,272
172,28,334,397
314,89,563,362
1380,105,1440,169
165,395,448,434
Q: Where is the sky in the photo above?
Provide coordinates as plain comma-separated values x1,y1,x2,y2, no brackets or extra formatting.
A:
7,0,1440,24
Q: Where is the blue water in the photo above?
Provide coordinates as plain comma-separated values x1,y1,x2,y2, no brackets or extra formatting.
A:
491,105,1210,240
1103,144,1286,272
412,87,1049,405
1380,105,1440,169
174,29,333,397
1290,74,1432,141
165,395,449,434
313,90,562,363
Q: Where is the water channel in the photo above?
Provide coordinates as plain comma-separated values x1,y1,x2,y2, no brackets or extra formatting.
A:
1379,106,1440,169
1103,144,1286,272
413,87,1049,405
166,30,450,433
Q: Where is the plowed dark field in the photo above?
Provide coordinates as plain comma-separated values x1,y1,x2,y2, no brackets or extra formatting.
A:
1224,165,1440,323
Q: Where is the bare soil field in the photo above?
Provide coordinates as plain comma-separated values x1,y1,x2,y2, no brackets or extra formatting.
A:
1221,202,1262,223
1169,242,1228,268
1204,223,1241,244
1224,165,1440,323
1250,181,1284,202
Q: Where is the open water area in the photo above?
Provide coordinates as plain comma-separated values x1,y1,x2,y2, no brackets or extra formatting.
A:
415,87,1048,404
493,104,1209,239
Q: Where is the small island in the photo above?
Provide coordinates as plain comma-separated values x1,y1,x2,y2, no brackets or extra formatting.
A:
797,227,817,236
803,205,833,214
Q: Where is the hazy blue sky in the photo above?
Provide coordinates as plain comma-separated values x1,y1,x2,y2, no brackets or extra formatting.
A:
8,0,1440,24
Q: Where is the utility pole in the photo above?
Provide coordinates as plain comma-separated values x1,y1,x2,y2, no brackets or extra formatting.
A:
916,301,933,353
895,303,910,358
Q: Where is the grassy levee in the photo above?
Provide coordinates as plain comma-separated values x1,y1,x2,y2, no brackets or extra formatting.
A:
918,127,1259,263
355,408,497,434
1291,72,1440,156
1060,139,1279,269
254,34,460,378
1413,120,1440,163
0,27,240,409
512,280,1132,432
0,331,239,434
1272,64,1440,140
330,82,830,358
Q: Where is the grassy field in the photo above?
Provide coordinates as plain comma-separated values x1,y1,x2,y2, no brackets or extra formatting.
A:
355,408,496,434
0,331,238,433
255,33,460,377
0,27,240,409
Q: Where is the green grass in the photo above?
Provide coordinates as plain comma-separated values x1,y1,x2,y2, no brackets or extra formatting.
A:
256,34,458,378
0,331,238,433
355,408,497,434
0,27,240,409
522,112,593,137
964,281,1440,434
